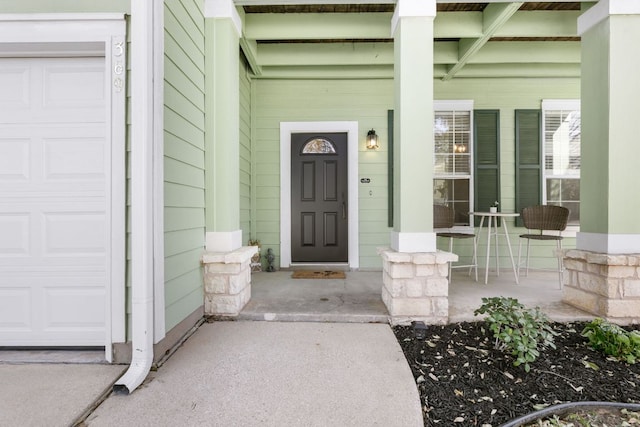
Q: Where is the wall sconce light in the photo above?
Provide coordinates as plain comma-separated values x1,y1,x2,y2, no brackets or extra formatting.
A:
366,129,379,150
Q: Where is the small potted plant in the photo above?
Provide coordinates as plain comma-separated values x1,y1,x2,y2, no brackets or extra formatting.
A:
248,239,262,272
490,201,499,213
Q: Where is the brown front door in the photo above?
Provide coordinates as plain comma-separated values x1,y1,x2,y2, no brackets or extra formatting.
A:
291,132,348,262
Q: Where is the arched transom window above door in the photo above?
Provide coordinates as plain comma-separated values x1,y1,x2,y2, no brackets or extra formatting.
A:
301,138,336,154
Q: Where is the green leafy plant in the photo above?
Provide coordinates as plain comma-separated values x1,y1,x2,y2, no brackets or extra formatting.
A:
582,318,640,364
474,297,557,372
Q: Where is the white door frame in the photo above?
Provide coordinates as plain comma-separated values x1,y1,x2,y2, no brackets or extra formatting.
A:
0,14,127,362
280,121,359,269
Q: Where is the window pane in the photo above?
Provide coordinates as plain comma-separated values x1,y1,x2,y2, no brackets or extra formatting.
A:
433,178,470,226
434,106,472,226
453,153,471,174
546,178,580,224
454,111,470,131
544,110,580,176
543,105,580,225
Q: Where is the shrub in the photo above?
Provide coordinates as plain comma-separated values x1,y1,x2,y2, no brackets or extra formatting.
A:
474,297,557,372
582,318,640,364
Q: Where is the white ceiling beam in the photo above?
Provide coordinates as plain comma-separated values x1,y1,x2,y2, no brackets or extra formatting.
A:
255,62,580,80
469,41,580,63
256,64,394,79
442,2,522,81
253,40,579,67
243,11,577,40
244,13,392,39
496,10,579,37
435,63,580,78
240,37,262,75
257,42,394,66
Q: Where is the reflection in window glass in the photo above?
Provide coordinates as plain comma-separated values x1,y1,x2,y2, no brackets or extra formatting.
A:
543,101,580,225
302,138,336,154
434,178,471,226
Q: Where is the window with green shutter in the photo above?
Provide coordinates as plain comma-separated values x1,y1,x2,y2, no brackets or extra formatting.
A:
433,101,474,227
474,110,500,227
515,109,542,227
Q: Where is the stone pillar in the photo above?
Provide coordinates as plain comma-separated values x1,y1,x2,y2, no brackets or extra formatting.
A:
202,246,257,316
564,1,640,324
379,248,457,325
564,250,640,324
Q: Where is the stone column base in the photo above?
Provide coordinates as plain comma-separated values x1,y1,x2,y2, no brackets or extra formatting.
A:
378,247,458,325
202,246,257,316
563,249,640,324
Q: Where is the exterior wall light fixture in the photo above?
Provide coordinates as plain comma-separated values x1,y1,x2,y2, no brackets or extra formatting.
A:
366,129,379,150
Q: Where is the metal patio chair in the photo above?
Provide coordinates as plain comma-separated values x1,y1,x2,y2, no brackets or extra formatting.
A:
434,204,478,283
517,205,570,289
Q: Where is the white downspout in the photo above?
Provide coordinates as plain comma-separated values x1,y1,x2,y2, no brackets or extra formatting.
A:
113,0,156,395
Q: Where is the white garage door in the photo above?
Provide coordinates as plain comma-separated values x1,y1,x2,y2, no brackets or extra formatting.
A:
0,57,109,346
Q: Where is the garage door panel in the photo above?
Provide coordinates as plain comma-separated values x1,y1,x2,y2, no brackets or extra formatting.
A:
0,287,31,330
43,64,105,108
0,126,106,194
44,212,106,255
0,213,30,256
44,287,106,329
0,65,29,110
0,58,104,124
0,138,30,182
44,136,106,181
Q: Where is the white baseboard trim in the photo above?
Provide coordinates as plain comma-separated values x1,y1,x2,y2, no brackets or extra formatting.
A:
390,231,436,253
577,232,640,254
206,230,242,252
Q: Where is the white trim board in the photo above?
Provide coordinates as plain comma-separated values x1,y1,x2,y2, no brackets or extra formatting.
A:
577,232,640,254
280,121,359,269
0,14,127,362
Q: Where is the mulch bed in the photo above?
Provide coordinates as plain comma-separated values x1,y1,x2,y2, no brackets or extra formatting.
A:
393,321,640,426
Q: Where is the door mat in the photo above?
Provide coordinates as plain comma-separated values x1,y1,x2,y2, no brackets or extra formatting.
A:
291,270,346,279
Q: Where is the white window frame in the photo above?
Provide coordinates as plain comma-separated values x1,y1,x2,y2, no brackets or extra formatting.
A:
541,99,580,234
433,100,474,233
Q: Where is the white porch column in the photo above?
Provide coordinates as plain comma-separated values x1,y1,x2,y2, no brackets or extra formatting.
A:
204,0,242,252
382,0,453,325
202,0,255,317
390,0,436,253
563,0,640,324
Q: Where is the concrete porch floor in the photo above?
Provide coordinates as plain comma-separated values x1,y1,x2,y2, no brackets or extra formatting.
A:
241,269,594,324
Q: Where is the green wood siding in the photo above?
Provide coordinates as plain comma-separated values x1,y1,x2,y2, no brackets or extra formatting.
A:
253,78,579,270
163,0,205,332
254,79,393,269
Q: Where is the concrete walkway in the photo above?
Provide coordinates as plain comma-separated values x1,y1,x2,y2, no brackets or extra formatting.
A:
0,363,126,427
0,322,421,426
81,321,422,426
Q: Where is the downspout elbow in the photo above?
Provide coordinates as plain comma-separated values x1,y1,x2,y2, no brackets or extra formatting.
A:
113,332,154,394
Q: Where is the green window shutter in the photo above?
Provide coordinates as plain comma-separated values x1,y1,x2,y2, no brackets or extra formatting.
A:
515,109,542,227
474,110,500,227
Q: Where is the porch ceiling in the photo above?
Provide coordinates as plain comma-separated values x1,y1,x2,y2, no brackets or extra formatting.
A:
235,1,589,79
